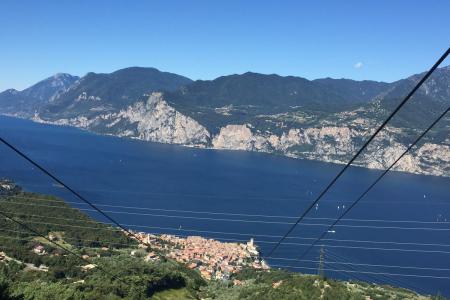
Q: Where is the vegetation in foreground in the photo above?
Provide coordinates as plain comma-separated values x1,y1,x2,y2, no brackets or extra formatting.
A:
0,180,444,299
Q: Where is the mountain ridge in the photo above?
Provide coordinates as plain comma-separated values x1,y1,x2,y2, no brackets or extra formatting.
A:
1,66,449,177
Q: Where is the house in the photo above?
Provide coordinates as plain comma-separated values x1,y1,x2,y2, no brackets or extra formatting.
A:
73,280,85,284
33,245,46,255
138,243,148,249
48,233,58,241
144,252,158,262
81,264,97,271
187,262,197,269
38,265,49,272
200,269,212,280
233,279,243,286
272,280,283,289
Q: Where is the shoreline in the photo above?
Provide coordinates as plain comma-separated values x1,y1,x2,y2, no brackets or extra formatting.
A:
2,113,448,178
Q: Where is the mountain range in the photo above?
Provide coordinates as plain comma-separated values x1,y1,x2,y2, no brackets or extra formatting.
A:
1,66,449,176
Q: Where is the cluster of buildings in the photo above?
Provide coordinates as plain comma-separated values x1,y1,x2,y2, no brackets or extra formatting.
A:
128,231,269,280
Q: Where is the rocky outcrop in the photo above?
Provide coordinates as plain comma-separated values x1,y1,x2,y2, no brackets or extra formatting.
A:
380,143,450,176
115,93,210,145
212,124,271,151
210,123,449,177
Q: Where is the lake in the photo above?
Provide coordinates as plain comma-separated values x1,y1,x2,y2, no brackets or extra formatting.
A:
0,115,449,297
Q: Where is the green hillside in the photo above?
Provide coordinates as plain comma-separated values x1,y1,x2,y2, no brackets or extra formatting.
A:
0,182,443,299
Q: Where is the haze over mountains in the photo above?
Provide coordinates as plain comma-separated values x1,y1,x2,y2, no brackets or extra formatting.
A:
1,66,449,176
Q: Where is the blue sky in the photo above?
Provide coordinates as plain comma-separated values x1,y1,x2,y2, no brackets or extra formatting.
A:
1,0,449,91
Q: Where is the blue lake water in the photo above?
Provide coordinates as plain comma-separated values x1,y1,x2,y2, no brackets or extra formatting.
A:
0,115,449,297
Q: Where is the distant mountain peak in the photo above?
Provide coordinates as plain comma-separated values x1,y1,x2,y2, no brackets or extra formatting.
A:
53,73,76,79
0,73,79,116
241,71,262,76
22,73,79,95
2,88,19,95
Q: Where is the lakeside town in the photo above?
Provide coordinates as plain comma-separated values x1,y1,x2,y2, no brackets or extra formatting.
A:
128,230,270,280
1,179,269,281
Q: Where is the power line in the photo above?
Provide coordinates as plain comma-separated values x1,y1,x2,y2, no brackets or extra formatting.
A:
5,212,450,248
296,107,450,262
270,255,450,272
18,184,450,206
323,250,426,295
266,48,450,257
325,252,398,288
8,195,450,225
265,242,450,255
4,209,450,246
28,184,315,202
4,216,450,255
0,231,133,248
269,264,450,280
4,200,450,230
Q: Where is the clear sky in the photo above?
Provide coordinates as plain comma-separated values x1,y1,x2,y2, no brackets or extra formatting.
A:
1,0,449,91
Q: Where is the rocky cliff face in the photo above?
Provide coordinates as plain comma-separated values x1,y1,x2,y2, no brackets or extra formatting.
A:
112,93,210,145
212,124,270,151
32,92,449,177
209,122,449,176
